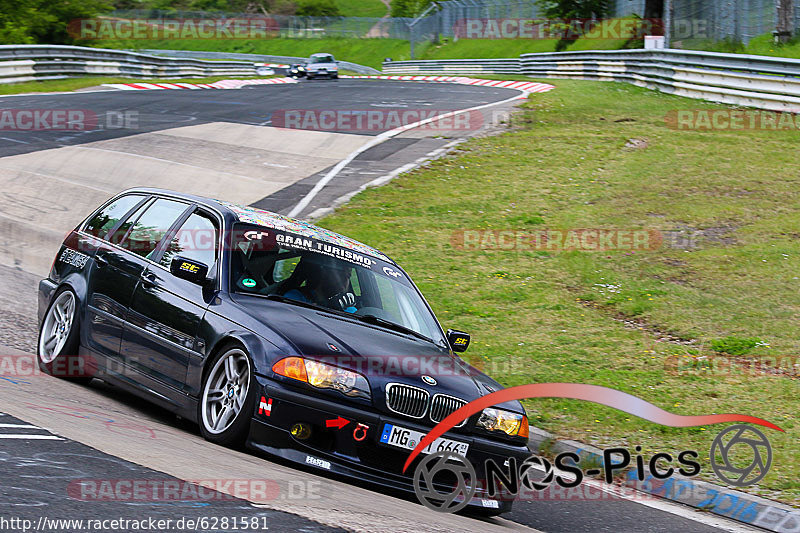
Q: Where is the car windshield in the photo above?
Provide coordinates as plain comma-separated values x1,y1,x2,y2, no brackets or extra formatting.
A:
309,55,334,64
229,225,445,344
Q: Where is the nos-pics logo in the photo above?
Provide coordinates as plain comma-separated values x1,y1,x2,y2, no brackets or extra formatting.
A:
413,424,773,513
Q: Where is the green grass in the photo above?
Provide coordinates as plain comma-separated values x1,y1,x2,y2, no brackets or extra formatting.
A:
692,32,800,59
335,0,388,18
86,16,648,69
0,75,271,95
422,38,558,59
565,16,644,50
314,79,800,505
88,38,415,69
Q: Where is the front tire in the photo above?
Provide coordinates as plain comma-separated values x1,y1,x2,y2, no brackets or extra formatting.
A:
198,344,256,446
37,287,91,382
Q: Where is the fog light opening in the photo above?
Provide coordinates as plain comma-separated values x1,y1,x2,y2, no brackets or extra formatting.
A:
291,422,312,440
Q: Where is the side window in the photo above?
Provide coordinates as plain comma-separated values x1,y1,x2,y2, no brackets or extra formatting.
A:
83,195,144,239
160,211,219,270
118,199,188,259
273,253,301,283
350,269,361,296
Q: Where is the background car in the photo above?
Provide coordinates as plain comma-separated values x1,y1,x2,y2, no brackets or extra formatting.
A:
305,52,339,79
37,188,529,514
288,63,306,78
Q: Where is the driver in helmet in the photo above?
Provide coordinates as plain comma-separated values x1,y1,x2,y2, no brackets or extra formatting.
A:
283,254,357,313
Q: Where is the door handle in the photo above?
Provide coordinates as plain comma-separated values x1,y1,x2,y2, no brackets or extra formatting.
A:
140,271,157,287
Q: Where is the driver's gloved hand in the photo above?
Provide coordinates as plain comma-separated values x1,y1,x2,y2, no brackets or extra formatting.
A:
337,292,356,310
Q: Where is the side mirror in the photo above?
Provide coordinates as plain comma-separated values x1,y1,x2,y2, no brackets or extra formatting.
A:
447,329,470,352
170,256,210,285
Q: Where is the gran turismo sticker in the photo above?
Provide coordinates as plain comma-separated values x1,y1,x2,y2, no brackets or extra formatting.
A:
59,248,89,269
244,230,269,240
383,266,402,278
276,233,377,269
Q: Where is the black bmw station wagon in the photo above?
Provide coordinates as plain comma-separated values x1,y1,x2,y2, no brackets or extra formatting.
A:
37,188,530,513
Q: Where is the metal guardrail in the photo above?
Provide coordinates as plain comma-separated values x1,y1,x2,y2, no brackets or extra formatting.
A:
0,44,258,84
138,49,381,75
383,58,520,75
384,49,800,111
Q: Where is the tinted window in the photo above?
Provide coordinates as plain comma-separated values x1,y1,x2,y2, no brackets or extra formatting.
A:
118,199,188,259
230,225,444,343
310,55,334,63
84,195,144,239
159,211,219,270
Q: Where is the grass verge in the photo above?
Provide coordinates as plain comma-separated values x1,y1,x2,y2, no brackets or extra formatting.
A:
82,19,642,70
316,78,800,505
86,38,415,69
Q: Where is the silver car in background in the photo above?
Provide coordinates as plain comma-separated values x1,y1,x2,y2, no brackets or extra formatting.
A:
305,53,339,79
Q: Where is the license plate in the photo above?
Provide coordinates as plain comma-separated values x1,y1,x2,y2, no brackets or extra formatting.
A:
379,423,469,456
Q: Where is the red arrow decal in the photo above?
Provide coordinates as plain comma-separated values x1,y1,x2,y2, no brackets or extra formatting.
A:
325,416,350,430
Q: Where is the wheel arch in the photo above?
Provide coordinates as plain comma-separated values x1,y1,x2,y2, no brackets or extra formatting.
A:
201,330,275,384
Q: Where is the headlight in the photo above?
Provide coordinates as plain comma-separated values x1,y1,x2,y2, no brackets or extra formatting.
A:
272,357,370,399
476,408,529,438
298,66,305,71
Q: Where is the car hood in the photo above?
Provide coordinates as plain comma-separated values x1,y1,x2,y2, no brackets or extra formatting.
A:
231,295,521,410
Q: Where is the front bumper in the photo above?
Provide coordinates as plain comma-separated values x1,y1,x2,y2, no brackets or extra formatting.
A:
306,69,337,77
246,376,530,513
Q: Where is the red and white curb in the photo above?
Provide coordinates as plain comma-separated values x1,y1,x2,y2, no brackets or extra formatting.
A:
255,62,290,68
341,75,555,96
101,77,297,91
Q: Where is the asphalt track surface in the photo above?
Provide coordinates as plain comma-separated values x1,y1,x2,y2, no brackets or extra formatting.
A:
0,78,759,533
0,79,516,157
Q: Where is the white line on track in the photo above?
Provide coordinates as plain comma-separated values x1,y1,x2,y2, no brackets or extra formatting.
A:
0,423,41,428
0,434,64,440
287,89,530,218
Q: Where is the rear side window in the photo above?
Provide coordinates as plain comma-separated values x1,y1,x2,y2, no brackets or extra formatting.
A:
117,199,189,259
159,211,219,270
83,195,144,239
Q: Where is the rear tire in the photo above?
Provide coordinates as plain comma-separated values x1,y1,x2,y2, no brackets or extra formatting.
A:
198,343,257,447
37,287,92,383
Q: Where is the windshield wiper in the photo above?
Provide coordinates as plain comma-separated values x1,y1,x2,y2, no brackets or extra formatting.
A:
261,293,339,314
354,314,433,343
